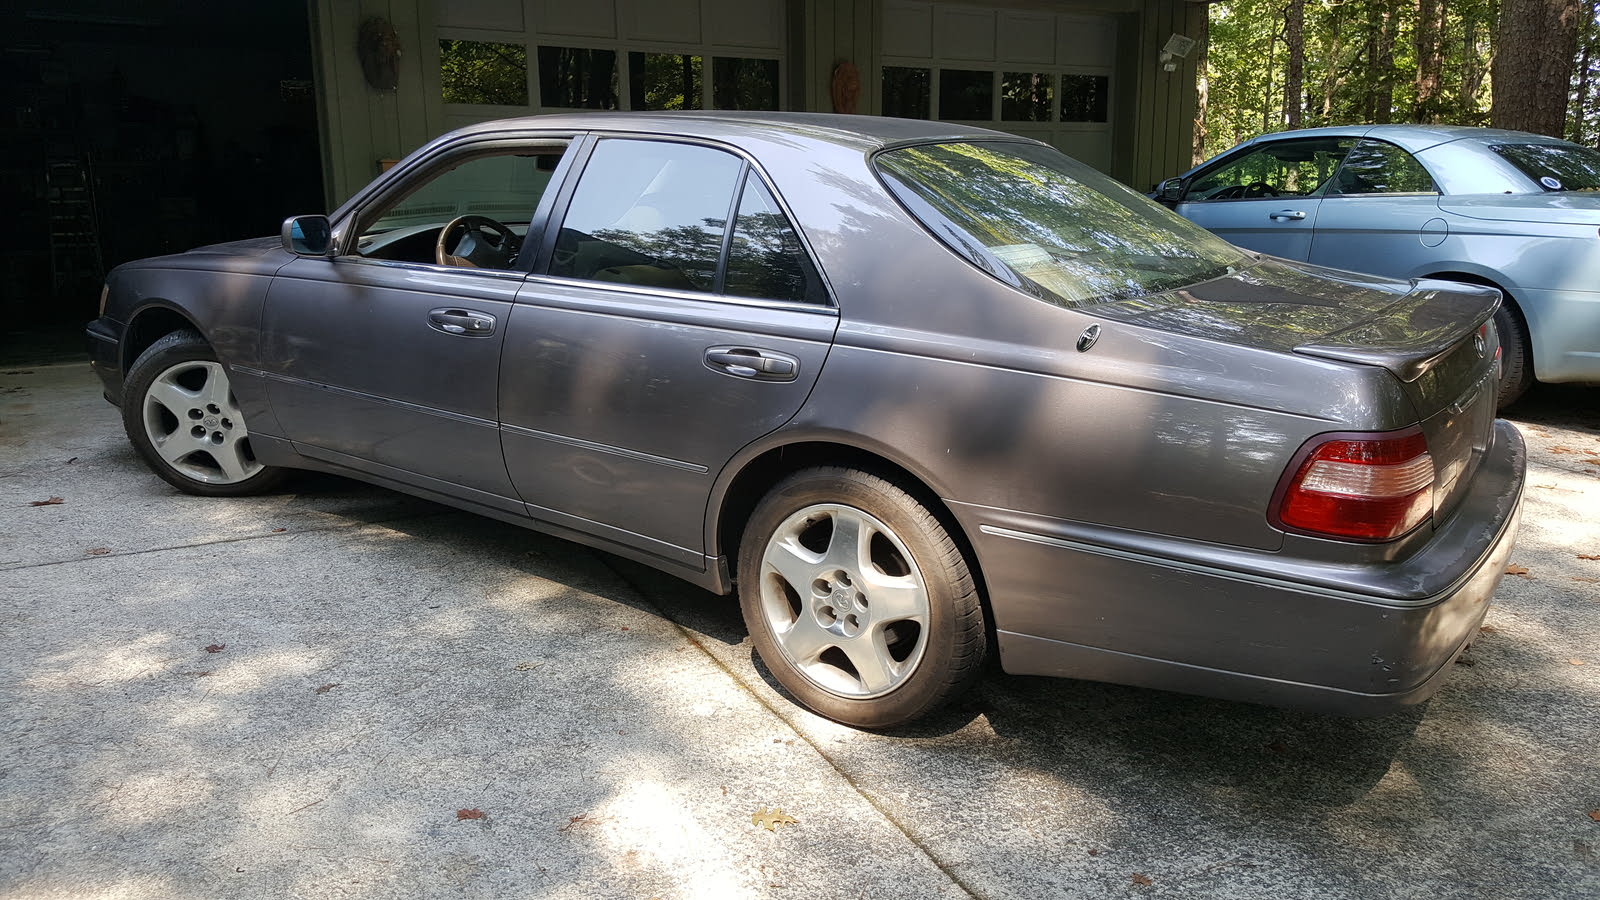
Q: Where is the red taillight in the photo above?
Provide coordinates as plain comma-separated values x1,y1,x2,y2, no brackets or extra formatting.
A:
1274,430,1435,542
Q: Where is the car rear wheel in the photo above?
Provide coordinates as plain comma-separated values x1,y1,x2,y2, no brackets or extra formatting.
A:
1493,304,1534,410
737,467,986,728
122,330,286,496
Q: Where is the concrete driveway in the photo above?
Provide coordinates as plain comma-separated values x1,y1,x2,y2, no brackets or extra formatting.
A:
2,361,1597,899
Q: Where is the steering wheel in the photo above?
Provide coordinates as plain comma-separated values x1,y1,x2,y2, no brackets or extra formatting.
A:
1241,181,1276,198
436,215,516,268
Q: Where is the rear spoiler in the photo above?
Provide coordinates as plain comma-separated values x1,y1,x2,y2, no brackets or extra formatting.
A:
1293,280,1500,383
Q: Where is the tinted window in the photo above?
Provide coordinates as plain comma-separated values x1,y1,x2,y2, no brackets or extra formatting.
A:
629,52,702,110
1328,140,1437,195
550,140,741,292
713,57,779,110
725,174,825,304
1001,73,1052,122
538,46,618,109
440,40,528,105
940,70,993,119
882,66,930,119
1189,137,1355,200
1491,142,1600,191
355,147,568,269
876,141,1248,307
1059,74,1108,122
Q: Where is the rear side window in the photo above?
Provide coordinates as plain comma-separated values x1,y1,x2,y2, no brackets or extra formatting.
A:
550,139,741,292
724,173,826,305
1327,140,1437,195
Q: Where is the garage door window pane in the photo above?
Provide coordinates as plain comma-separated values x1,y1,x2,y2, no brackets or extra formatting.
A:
940,70,993,120
725,173,825,304
630,52,703,111
538,46,618,109
440,40,528,106
882,66,930,119
1060,74,1108,122
1001,73,1052,122
550,140,742,293
713,57,779,110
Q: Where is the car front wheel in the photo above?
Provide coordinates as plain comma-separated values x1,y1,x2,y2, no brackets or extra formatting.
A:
122,330,286,496
737,467,987,728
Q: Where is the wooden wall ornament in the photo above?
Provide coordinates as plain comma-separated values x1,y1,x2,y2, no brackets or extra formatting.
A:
358,17,402,91
831,61,860,114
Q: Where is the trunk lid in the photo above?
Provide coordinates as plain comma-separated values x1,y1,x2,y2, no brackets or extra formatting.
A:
1438,192,1600,225
1093,256,1501,525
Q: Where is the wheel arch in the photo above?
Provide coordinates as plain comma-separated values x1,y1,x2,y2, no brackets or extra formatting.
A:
122,302,205,373
708,435,992,637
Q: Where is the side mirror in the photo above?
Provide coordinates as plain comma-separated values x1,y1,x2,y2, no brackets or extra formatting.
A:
281,215,334,256
1155,177,1187,205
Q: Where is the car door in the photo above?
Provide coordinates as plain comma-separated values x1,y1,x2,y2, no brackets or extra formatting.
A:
258,138,576,509
1307,138,1443,278
1175,136,1356,259
499,136,837,567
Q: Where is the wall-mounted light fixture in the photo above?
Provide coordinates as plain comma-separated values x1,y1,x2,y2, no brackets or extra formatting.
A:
1159,33,1196,72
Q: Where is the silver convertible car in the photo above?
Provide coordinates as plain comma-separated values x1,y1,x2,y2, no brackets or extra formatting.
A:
1155,125,1600,407
87,113,1525,728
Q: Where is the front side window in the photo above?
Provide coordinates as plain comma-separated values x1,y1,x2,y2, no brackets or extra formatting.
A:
1327,140,1437,195
1491,142,1600,192
1188,137,1356,201
353,145,569,270
876,141,1248,307
549,139,742,292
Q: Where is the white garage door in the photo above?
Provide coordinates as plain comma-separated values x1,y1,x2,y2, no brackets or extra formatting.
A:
436,0,788,131
880,1,1117,172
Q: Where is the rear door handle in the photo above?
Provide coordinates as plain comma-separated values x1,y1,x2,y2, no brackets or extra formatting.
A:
428,308,496,336
704,346,799,382
1269,209,1307,221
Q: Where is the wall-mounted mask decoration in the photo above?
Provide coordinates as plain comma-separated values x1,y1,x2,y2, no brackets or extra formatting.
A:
831,61,859,114
358,17,402,91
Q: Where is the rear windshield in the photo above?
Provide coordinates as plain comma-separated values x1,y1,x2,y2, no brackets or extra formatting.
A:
1491,142,1600,192
874,141,1249,307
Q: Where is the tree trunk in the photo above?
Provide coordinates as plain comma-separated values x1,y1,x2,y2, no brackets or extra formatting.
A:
1414,0,1448,121
1574,4,1595,142
1367,3,1396,123
1194,11,1210,164
1284,0,1306,127
1492,0,1583,135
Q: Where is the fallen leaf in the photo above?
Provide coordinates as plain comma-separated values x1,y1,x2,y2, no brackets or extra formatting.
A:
1454,656,1476,667
313,683,340,694
271,528,287,534
1573,577,1600,584
1505,565,1531,577
513,661,542,671
1266,740,1288,754
1550,446,1577,454
28,497,64,507
456,808,485,821
752,808,798,832
1572,659,1586,666
1132,873,1153,886
620,626,630,631
1586,459,1600,467
1590,810,1600,822
86,547,110,556
1088,848,1101,856
1579,555,1600,561
204,644,226,654
66,457,78,464
1480,624,1499,634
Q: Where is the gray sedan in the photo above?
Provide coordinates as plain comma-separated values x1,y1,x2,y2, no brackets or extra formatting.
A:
1156,125,1600,407
87,113,1524,728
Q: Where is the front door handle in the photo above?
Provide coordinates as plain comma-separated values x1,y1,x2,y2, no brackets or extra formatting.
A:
1269,209,1307,221
428,308,496,336
704,346,799,382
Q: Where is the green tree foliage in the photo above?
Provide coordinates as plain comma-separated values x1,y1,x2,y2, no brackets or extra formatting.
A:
1203,0,1501,159
439,40,528,106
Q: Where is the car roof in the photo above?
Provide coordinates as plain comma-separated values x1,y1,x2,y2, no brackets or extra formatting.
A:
1242,123,1573,154
445,111,1024,153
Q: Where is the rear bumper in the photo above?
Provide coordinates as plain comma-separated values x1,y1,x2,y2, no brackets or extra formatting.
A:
961,419,1526,715
85,317,124,406
1520,287,1600,383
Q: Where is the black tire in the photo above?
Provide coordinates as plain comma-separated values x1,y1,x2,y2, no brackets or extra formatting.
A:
122,330,287,497
1493,303,1534,410
736,467,987,728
